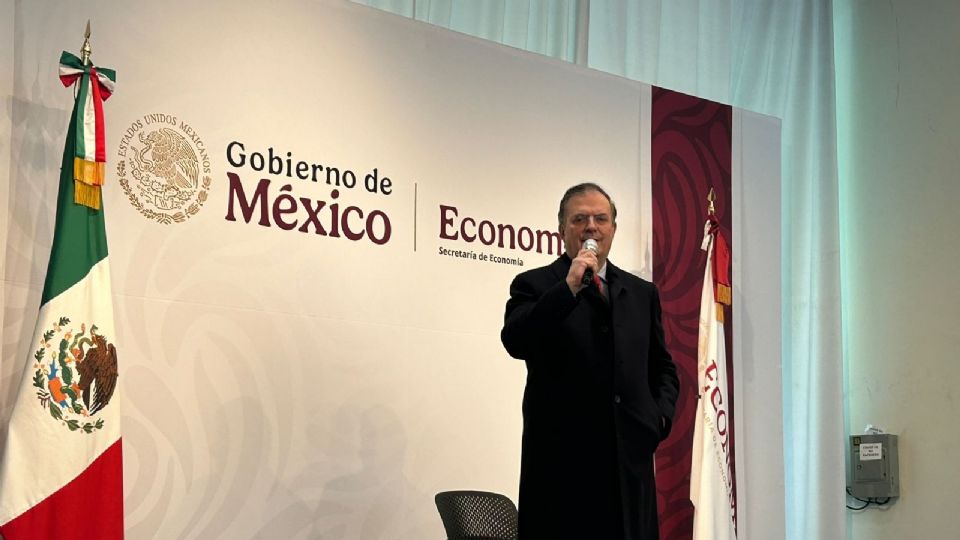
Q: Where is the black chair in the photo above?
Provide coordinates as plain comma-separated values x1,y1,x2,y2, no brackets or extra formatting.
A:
434,490,519,540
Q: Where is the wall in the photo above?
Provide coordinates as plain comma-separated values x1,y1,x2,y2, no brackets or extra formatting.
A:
0,0,13,356
836,1,960,538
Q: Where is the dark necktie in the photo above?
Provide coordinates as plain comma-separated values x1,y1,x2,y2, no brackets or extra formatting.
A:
593,274,605,298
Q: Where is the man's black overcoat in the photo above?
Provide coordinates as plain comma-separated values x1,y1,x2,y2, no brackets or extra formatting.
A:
501,254,679,540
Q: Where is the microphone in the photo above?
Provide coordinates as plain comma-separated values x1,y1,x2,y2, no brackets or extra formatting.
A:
580,238,599,287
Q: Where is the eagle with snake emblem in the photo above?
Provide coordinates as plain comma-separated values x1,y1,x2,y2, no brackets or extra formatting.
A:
133,127,199,210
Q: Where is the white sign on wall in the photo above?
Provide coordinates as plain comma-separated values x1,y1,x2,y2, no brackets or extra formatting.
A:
1,0,782,538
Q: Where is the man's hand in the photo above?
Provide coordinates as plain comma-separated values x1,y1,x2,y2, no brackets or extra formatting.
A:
566,246,599,295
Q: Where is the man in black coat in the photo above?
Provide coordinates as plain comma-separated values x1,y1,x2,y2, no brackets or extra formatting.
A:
501,183,679,539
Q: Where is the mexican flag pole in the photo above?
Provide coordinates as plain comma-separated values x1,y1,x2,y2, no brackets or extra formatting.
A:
0,26,123,539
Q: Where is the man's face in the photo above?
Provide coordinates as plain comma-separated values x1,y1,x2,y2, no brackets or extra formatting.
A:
560,190,617,263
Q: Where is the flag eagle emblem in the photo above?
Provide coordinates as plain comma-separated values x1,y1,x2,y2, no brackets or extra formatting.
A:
31,317,118,434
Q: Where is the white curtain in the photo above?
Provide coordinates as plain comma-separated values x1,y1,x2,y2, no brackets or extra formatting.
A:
352,0,581,61
353,1,845,538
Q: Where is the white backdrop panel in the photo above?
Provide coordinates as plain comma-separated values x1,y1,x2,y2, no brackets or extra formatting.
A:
1,0,782,538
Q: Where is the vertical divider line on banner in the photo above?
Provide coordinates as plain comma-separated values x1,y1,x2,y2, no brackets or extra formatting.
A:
414,182,418,252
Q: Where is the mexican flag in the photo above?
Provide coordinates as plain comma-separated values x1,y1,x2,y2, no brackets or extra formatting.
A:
0,52,123,538
690,215,736,540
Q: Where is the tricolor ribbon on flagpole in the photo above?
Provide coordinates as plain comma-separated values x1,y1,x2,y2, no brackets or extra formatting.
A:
701,215,732,321
58,51,116,210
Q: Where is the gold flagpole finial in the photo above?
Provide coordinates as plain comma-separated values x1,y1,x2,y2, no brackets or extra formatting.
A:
81,20,92,65
707,187,716,215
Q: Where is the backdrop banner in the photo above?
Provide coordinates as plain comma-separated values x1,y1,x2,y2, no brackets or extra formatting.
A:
1,1,781,538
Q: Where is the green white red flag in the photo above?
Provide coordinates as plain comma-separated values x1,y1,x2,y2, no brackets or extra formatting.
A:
0,51,123,539
691,215,736,540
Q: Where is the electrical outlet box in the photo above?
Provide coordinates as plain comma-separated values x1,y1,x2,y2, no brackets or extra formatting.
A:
849,434,899,499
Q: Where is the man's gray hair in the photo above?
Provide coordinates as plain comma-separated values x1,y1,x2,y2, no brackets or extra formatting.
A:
557,183,618,227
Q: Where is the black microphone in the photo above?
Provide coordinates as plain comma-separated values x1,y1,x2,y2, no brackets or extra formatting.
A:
580,238,599,287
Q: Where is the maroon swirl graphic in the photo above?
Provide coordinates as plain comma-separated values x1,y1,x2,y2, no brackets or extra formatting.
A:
651,87,734,540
